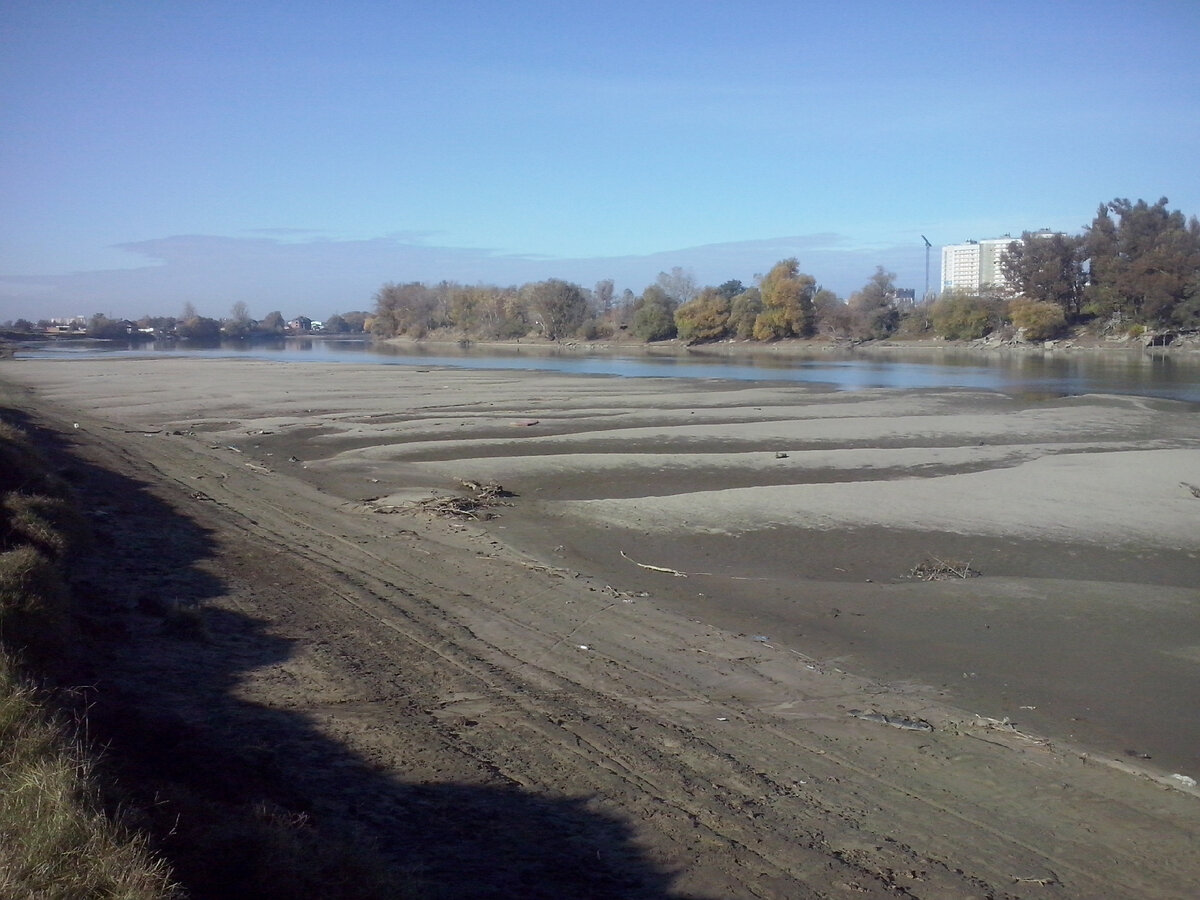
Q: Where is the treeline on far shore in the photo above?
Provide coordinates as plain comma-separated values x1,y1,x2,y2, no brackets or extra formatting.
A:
370,197,1200,346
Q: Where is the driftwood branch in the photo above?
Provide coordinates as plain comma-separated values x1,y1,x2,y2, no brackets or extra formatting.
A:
620,550,688,577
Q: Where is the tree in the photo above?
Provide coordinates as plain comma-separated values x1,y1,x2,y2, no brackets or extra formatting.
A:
446,283,482,334
322,314,348,334
176,315,221,341
373,282,438,337
754,258,816,340
716,279,745,300
655,267,699,304
86,313,129,339
259,310,286,334
728,287,762,339
525,279,588,340
223,301,253,338
847,266,900,339
1001,232,1086,317
593,279,615,316
813,290,855,339
339,311,369,333
674,288,730,343
1082,197,1200,327
632,285,677,341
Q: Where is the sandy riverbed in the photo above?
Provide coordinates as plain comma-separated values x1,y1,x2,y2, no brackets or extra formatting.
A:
4,355,1199,898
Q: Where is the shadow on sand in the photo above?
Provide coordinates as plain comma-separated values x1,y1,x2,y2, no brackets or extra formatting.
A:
5,403,703,900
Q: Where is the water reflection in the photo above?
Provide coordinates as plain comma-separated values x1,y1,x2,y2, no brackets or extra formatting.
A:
14,337,1200,403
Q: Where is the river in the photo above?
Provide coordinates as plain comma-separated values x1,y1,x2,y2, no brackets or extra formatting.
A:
14,336,1200,403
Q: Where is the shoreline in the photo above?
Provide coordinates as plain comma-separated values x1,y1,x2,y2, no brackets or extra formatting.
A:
382,328,1200,359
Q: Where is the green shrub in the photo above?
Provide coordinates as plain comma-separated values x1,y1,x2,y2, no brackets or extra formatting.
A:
930,291,1004,340
1009,298,1068,340
632,297,677,341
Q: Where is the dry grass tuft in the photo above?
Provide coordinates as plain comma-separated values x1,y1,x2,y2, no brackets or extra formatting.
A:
2,492,89,559
0,545,74,665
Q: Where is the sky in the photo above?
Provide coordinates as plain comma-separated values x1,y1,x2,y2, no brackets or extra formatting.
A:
2,0,1199,323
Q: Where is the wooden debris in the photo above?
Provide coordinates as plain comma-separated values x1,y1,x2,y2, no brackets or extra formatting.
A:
973,715,1050,747
620,550,688,577
847,709,934,732
1012,871,1060,886
909,557,980,580
380,480,516,520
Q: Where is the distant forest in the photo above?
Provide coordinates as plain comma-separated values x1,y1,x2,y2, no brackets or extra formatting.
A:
8,197,1196,346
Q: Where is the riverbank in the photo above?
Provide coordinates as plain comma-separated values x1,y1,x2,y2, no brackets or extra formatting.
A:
385,325,1200,360
2,355,1199,898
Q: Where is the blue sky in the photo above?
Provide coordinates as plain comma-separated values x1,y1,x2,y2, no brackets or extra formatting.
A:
2,0,1198,322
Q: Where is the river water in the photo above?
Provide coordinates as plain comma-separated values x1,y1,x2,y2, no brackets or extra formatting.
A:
16,337,1200,403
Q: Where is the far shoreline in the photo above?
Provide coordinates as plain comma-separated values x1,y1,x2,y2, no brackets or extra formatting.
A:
381,328,1200,361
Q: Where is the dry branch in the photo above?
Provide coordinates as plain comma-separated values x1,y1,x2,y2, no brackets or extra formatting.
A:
620,550,688,577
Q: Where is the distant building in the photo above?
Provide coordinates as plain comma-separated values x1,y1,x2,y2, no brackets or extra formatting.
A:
940,237,1018,293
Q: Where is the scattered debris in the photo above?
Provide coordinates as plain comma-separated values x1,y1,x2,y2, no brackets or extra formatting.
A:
620,550,688,577
1182,482,1200,498
847,709,934,732
909,557,980,580
1170,773,1197,787
377,480,515,520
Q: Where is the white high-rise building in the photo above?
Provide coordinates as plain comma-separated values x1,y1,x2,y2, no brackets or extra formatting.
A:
940,237,1017,293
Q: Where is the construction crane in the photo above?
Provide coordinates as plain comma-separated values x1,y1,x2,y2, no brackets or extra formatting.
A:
921,235,933,301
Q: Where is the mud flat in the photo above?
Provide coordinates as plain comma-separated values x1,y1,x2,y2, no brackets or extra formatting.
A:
4,355,1200,898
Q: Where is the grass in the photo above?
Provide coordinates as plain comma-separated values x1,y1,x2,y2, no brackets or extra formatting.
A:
0,412,180,898
0,655,180,899
1,408,417,899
